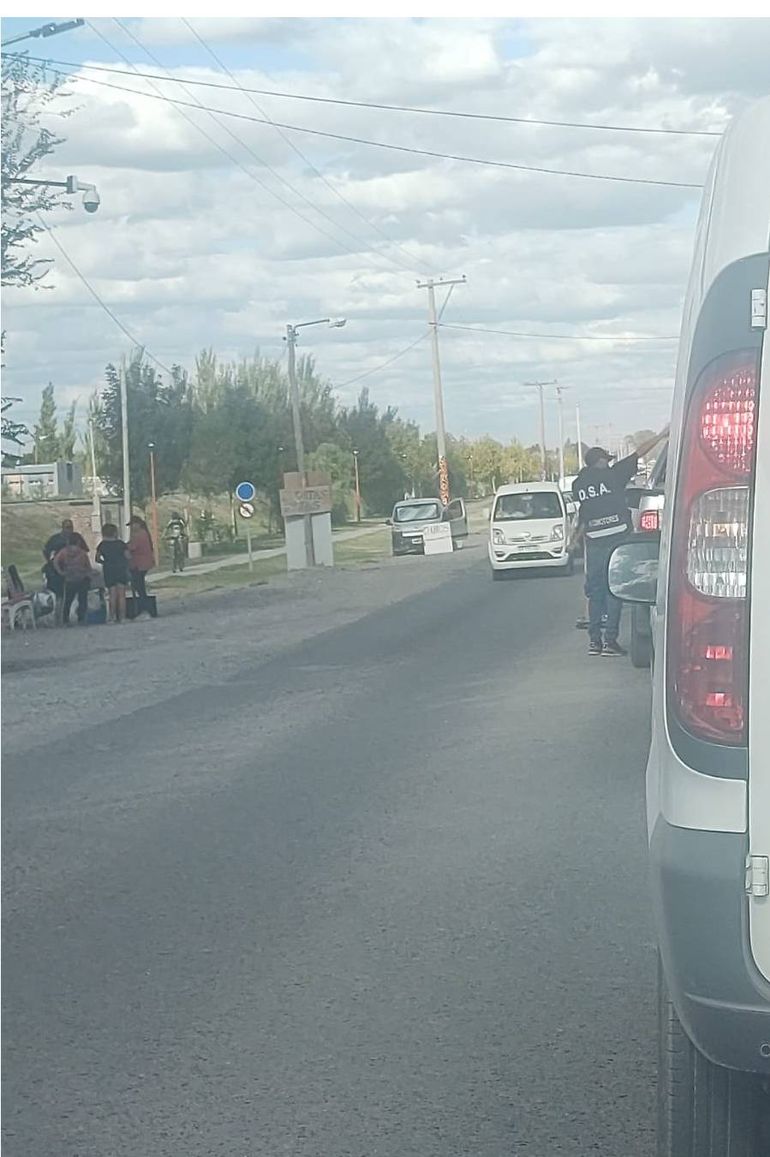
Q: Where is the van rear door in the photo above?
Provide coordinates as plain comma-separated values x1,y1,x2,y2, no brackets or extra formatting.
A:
748,265,770,983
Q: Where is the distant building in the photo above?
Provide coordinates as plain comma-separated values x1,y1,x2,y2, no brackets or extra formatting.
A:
2,460,84,499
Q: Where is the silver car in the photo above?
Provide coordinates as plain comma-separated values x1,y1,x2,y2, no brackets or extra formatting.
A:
388,497,468,556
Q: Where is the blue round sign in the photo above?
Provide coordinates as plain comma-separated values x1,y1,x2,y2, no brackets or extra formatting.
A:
235,480,256,503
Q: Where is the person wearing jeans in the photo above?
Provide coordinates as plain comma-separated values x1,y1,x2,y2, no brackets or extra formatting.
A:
584,538,623,650
570,426,668,656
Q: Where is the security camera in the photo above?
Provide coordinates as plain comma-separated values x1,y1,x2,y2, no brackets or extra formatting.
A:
82,186,100,213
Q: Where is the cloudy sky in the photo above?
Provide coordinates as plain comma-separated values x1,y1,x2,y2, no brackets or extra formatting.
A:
3,15,770,449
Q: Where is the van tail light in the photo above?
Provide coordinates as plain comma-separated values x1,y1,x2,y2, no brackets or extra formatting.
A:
640,509,661,532
667,350,759,746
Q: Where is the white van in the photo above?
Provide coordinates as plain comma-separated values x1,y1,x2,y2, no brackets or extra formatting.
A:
608,97,770,1155
488,482,574,579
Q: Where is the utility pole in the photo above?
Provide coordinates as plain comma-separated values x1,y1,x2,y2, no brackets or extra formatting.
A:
285,323,314,567
120,360,131,530
88,417,101,537
525,379,556,481
352,449,362,523
555,383,567,487
417,275,466,506
576,404,584,469
148,442,160,566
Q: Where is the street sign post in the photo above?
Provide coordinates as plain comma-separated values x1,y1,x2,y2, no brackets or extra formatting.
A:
234,487,256,570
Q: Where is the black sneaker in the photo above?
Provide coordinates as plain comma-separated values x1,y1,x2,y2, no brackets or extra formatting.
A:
602,640,627,657
588,640,603,656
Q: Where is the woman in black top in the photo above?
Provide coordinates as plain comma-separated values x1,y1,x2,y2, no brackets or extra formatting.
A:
96,523,130,624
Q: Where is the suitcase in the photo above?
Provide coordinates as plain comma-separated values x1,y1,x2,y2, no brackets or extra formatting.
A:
126,595,158,620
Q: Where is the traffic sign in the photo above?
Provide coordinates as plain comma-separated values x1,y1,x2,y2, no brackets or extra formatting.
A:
239,502,255,519
235,480,256,503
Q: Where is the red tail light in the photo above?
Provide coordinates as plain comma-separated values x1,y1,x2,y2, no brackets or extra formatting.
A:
640,509,660,532
667,350,759,746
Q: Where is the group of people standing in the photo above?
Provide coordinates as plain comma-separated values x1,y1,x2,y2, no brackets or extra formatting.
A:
42,516,155,626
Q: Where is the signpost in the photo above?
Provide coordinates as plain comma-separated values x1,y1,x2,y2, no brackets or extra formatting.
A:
235,482,256,570
422,522,453,555
278,485,333,519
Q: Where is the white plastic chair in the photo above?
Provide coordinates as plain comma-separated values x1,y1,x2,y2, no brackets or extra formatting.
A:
1,598,36,631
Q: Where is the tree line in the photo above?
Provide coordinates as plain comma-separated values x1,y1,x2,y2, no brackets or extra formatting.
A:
18,349,554,521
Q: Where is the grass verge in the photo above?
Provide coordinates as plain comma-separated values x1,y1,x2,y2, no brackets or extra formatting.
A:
150,528,392,600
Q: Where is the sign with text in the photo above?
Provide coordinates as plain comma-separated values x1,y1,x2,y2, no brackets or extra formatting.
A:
422,522,453,555
279,485,333,518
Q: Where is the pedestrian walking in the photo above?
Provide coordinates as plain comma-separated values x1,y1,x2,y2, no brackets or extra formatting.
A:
127,515,155,615
96,523,130,624
53,533,92,626
43,518,88,624
569,427,667,657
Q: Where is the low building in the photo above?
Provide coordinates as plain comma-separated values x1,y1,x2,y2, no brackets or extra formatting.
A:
2,460,84,499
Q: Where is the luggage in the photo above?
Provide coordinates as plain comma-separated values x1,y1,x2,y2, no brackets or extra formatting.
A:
126,595,158,620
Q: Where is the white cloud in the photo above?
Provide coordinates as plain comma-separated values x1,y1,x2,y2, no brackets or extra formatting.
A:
3,16,769,443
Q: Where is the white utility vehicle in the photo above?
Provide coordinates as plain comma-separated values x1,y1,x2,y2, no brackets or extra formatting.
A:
609,97,770,1155
488,482,574,579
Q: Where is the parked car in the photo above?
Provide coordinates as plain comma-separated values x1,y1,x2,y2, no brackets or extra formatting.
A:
608,96,770,1156
628,444,667,668
388,497,468,556
488,481,575,579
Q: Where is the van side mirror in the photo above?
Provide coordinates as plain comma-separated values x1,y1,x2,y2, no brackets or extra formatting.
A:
608,537,659,604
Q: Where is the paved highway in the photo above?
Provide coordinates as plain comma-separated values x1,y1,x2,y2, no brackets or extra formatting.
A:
3,543,657,1156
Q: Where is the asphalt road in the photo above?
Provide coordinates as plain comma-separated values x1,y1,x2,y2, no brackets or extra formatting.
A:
2,546,657,1156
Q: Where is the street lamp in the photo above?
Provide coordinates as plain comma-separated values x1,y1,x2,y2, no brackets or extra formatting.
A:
352,449,362,523
1,19,85,48
7,174,100,213
147,442,160,566
284,317,347,566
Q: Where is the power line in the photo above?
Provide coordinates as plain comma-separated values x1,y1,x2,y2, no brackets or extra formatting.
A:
35,213,176,375
441,322,679,343
336,332,429,388
13,56,705,191
180,18,434,274
105,20,412,276
11,51,722,138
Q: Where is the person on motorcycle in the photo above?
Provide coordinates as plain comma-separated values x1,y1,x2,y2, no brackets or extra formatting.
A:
164,512,188,573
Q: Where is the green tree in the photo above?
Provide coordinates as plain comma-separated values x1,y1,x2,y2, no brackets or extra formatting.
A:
468,435,505,493
307,441,355,525
1,396,29,466
1,55,72,288
338,388,409,515
32,382,59,461
96,351,191,505
60,400,77,459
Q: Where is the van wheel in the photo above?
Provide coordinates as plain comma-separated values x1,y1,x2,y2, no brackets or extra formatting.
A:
657,960,766,1156
560,553,575,576
631,604,652,668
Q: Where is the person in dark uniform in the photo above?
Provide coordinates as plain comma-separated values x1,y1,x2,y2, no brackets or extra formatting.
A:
569,428,667,656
